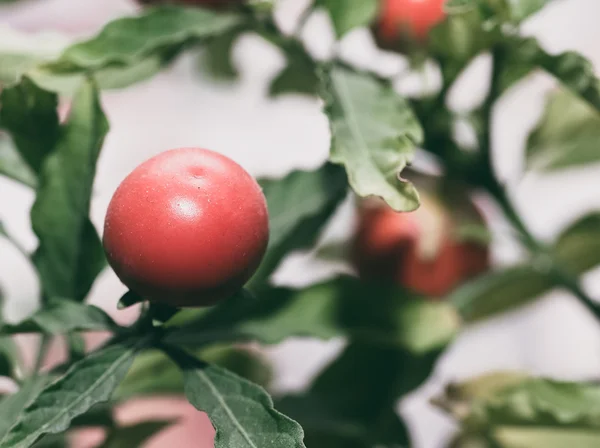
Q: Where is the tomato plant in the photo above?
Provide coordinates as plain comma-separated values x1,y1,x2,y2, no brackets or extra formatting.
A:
1,0,600,447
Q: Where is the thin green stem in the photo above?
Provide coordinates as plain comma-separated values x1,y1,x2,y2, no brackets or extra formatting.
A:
33,334,51,375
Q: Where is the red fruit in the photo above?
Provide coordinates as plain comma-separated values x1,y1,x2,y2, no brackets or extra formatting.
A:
376,0,446,45
103,148,269,307
352,194,489,298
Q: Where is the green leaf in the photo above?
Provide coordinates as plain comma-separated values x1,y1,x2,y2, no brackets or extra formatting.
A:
509,37,600,112
55,6,242,72
0,53,48,88
0,376,49,440
555,213,600,276
202,28,241,80
246,163,348,291
167,277,459,354
0,77,59,174
432,1,555,82
167,346,306,448
0,337,20,379
31,78,108,301
100,421,172,448
323,66,422,212
116,345,272,400
270,47,319,97
30,55,164,96
450,266,553,323
1,299,116,335
526,89,600,171
279,341,441,447
0,339,146,448
0,132,37,188
316,0,379,38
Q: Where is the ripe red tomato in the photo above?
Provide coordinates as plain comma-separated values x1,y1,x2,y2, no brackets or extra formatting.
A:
352,194,489,298
103,148,269,307
376,0,446,45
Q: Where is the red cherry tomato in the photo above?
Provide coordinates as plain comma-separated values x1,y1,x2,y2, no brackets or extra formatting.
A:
377,0,446,44
352,195,489,298
103,148,269,307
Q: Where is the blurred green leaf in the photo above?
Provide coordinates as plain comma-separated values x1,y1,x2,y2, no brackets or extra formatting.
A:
0,285,22,379
0,53,48,86
316,0,379,38
453,212,600,323
0,132,37,188
247,163,348,291
507,37,600,112
279,341,442,447
437,373,600,447
0,376,49,441
100,421,173,448
31,55,164,96
202,28,241,80
1,299,116,335
323,66,422,212
526,89,600,171
116,345,272,400
31,78,108,301
0,77,59,174
0,339,147,448
555,213,600,275
270,44,319,97
167,277,460,354
450,266,553,323
54,6,242,72
166,346,306,448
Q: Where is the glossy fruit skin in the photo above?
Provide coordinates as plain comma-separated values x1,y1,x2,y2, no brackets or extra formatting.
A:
352,195,489,298
103,148,269,307
376,0,446,46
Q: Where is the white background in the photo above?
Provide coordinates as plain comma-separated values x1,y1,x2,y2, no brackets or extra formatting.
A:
1,0,600,446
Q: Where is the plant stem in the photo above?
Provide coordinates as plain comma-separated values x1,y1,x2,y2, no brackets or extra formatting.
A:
33,334,51,375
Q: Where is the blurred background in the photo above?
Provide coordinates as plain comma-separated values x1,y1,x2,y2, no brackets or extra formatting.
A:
1,0,600,446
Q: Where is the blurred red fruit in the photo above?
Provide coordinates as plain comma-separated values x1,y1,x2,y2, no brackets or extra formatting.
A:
375,0,446,48
352,192,489,298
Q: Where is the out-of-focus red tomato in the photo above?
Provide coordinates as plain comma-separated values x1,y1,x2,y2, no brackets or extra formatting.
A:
352,192,489,298
375,0,446,47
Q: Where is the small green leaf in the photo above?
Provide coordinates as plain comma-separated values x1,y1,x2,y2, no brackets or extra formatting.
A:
0,339,147,448
450,266,553,323
270,48,319,97
0,132,37,188
31,78,108,301
0,376,49,440
509,37,600,112
167,346,306,448
323,66,422,212
116,345,272,400
316,0,379,38
202,28,241,80
246,163,348,291
526,89,600,171
100,421,172,448
1,299,116,335
555,213,600,275
0,77,59,174
0,53,51,86
56,6,242,72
